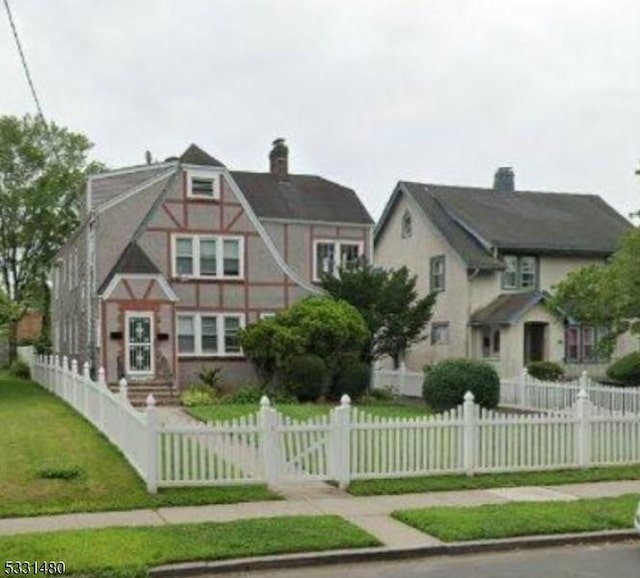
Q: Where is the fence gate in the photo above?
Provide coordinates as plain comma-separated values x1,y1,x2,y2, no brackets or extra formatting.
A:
273,411,334,482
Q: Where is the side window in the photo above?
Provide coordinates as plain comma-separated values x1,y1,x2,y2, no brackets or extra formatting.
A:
401,211,412,238
430,255,446,292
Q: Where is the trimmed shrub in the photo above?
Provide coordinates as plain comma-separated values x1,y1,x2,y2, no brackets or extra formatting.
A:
282,354,328,402
423,358,500,412
219,384,296,405
180,386,219,407
331,361,371,402
526,361,564,382
9,358,30,380
606,352,640,386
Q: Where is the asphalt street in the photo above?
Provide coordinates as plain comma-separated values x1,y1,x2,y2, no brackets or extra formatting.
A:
216,542,640,578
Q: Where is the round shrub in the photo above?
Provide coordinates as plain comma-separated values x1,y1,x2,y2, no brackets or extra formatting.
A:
180,386,219,407
423,358,500,412
282,354,328,402
606,352,640,386
331,361,371,402
526,361,564,382
9,358,30,380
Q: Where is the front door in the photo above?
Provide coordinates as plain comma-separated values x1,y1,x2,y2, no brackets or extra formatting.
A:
524,322,546,364
126,312,154,376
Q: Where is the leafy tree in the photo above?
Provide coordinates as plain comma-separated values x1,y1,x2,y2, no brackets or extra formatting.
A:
547,227,640,355
322,261,437,366
238,319,303,389
278,296,369,373
0,114,102,360
239,297,369,390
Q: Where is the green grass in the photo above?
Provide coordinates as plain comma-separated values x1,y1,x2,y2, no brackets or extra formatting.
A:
348,465,640,495
393,494,639,542
0,374,277,518
186,401,432,423
0,515,380,577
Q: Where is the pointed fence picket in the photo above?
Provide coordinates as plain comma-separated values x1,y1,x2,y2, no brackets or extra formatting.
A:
25,353,640,491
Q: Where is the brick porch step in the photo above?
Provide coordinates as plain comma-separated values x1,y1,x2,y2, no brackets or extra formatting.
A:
108,381,179,407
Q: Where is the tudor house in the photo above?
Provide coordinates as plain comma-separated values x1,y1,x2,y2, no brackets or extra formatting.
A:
374,168,635,378
51,140,374,393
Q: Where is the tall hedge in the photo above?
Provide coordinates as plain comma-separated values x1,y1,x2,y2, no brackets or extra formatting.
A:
423,358,500,412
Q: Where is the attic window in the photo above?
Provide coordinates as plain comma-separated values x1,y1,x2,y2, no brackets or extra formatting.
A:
187,170,219,199
401,211,412,238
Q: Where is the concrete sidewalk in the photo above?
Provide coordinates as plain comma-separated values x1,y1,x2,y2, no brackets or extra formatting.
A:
1,479,639,548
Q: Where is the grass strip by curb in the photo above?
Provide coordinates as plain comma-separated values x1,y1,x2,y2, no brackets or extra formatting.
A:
348,465,640,496
393,494,639,542
0,515,380,577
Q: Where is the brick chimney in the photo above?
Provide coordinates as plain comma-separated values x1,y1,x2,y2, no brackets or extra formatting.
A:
493,167,515,193
269,138,288,179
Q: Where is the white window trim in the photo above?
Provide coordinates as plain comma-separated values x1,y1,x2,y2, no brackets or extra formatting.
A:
172,234,244,280
125,311,155,376
259,312,277,321
186,169,220,200
176,312,245,357
312,239,364,282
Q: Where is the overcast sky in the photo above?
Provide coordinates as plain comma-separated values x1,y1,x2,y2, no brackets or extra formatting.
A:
2,0,639,221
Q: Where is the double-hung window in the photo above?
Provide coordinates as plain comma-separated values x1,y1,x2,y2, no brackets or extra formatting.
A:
430,256,446,292
313,240,363,281
502,255,538,290
177,313,245,356
565,326,609,363
173,235,243,279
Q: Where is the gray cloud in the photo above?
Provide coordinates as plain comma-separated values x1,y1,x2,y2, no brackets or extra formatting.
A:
2,0,639,220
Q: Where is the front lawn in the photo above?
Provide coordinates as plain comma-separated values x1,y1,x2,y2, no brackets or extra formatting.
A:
0,515,379,577
0,374,276,518
348,465,640,495
393,494,639,542
186,401,432,423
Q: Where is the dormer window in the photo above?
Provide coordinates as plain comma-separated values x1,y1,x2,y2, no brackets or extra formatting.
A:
401,211,412,238
502,255,537,290
187,169,219,199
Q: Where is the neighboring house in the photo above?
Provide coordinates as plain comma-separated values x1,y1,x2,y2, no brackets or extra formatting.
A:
17,309,43,342
374,167,635,378
51,140,373,392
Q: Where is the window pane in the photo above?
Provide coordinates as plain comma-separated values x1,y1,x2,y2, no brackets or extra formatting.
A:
481,328,491,358
176,238,193,275
224,317,241,353
316,243,335,278
566,327,580,361
493,329,501,354
201,316,218,353
340,244,360,268
582,327,594,361
520,257,537,289
503,256,518,288
178,316,195,353
200,239,217,276
431,257,445,291
223,239,240,276
401,212,412,238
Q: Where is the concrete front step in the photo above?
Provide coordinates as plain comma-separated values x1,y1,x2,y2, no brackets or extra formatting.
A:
108,382,179,407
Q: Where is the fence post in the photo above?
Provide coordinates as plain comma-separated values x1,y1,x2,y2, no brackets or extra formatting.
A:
259,396,279,487
82,362,91,417
575,389,591,468
119,377,129,406
519,367,528,408
62,355,69,402
145,394,158,493
97,367,107,429
463,391,476,476
71,359,80,410
334,394,352,489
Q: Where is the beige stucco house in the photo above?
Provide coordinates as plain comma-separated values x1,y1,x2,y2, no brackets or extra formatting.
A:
51,140,373,398
374,168,635,378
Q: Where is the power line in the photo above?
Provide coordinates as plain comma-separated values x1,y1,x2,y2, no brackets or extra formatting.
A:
3,0,46,119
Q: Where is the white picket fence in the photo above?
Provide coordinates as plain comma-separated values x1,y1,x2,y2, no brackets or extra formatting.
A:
373,364,640,415
29,354,640,490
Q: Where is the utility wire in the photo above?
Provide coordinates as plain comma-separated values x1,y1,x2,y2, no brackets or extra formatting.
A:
3,0,46,119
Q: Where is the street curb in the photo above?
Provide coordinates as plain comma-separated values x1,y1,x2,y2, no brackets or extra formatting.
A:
150,529,639,577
